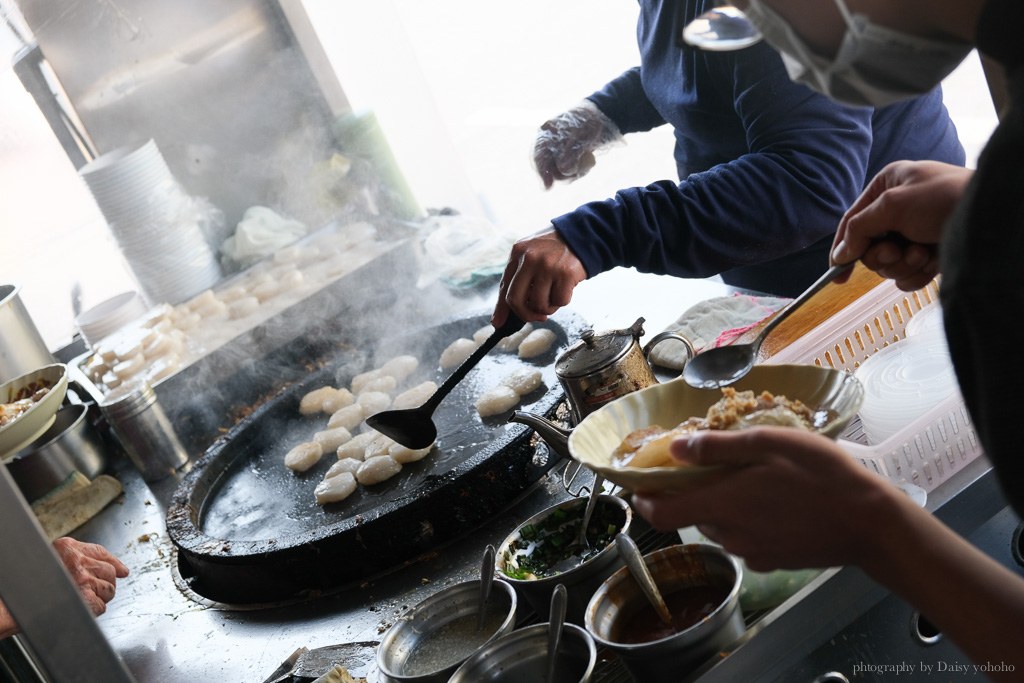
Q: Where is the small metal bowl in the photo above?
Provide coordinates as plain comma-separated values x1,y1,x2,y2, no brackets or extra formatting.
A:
448,622,597,683
585,543,745,683
376,578,517,682
495,494,632,625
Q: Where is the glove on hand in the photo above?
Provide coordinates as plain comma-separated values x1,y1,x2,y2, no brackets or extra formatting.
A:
533,100,622,189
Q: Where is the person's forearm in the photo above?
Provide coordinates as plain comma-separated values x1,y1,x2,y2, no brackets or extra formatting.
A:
861,497,1024,677
0,601,17,640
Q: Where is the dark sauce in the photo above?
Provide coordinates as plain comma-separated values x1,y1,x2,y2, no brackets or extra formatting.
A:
615,585,730,644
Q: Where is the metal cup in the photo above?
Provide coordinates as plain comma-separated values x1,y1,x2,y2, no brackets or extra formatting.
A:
99,379,190,482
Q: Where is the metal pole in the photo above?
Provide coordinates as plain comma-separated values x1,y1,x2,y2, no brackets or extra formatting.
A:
0,466,135,683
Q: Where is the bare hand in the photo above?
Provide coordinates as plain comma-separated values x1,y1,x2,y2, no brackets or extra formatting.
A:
632,427,905,572
52,537,130,616
830,160,972,290
491,225,587,326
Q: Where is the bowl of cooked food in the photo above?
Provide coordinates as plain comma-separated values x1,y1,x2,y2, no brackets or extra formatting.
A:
0,363,69,460
567,364,863,492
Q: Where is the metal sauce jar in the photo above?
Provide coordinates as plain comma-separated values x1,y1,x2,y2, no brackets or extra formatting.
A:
554,318,694,423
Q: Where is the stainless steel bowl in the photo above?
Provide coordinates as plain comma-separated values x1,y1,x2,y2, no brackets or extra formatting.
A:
585,543,744,683
5,403,108,502
376,578,517,682
448,622,597,683
495,494,632,625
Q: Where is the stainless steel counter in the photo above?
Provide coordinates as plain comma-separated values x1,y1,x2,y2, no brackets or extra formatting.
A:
18,269,1024,682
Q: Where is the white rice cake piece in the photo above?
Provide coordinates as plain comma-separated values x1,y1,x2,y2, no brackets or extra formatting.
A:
388,441,433,464
336,430,378,461
313,426,353,453
359,375,397,395
357,391,391,417
518,328,558,359
228,296,260,320
363,433,396,459
314,471,357,505
284,442,323,472
502,368,543,396
496,323,534,352
473,324,495,344
350,368,385,394
300,386,348,416
475,385,521,417
392,381,438,411
357,455,402,486
328,403,365,431
322,387,355,414
325,457,363,478
439,338,479,369
379,355,419,383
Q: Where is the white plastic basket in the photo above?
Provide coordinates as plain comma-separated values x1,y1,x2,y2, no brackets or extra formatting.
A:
766,279,983,492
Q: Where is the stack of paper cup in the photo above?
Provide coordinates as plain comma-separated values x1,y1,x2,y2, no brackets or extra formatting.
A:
79,140,222,304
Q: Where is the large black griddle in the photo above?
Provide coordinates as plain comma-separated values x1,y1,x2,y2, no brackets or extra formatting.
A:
167,311,587,604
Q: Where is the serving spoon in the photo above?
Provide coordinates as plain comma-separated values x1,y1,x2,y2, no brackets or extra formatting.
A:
615,533,674,627
682,262,853,390
546,584,567,683
366,312,526,448
477,544,496,632
681,4,762,51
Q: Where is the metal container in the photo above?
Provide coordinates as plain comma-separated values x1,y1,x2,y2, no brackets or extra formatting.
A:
495,494,632,625
0,284,56,384
554,317,693,423
100,379,190,482
5,404,108,502
376,579,517,682
448,622,597,683
585,544,745,683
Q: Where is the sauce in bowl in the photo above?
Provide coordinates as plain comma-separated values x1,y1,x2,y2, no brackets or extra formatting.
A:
614,584,730,644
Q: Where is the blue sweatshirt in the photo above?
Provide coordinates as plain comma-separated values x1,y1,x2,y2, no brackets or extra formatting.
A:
550,0,965,297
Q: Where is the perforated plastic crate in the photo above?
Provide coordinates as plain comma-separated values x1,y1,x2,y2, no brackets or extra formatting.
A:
766,279,983,492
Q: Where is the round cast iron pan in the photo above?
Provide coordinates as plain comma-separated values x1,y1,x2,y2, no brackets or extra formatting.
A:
166,311,587,604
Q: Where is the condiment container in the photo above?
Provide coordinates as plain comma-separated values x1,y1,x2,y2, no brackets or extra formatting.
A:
376,578,517,682
448,622,597,683
99,379,189,481
585,543,744,682
495,494,632,625
0,284,56,384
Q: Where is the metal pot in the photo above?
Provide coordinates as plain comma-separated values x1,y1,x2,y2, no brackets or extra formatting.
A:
5,404,109,502
448,622,597,683
509,317,693,459
0,284,56,384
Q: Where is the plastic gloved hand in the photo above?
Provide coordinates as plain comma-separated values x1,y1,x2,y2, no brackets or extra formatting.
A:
533,100,622,189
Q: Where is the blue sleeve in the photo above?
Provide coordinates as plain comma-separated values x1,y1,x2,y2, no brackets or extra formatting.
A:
586,67,667,135
553,46,877,279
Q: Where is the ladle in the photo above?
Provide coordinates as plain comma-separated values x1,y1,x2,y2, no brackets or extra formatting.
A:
366,313,526,448
615,533,673,627
575,475,605,548
682,262,853,390
477,544,496,632
681,4,762,51
546,583,567,683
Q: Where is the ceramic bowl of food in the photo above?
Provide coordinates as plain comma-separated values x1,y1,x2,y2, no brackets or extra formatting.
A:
567,364,863,492
496,494,632,625
0,363,69,460
376,578,517,682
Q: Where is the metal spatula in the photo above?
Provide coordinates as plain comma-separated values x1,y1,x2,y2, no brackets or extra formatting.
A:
366,312,526,448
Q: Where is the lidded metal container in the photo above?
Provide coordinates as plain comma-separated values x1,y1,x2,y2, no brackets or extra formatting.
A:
555,318,693,423
100,379,189,482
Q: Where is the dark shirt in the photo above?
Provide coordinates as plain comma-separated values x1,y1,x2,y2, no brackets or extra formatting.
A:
941,0,1024,517
550,0,965,297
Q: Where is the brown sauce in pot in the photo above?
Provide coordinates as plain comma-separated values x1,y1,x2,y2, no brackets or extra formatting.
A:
614,585,730,644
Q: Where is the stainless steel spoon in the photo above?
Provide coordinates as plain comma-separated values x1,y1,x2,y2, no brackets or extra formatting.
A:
546,583,567,683
365,312,526,448
681,4,762,52
615,533,673,627
477,544,496,632
575,475,605,548
682,262,853,390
